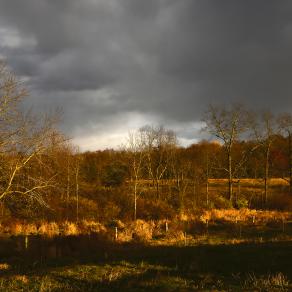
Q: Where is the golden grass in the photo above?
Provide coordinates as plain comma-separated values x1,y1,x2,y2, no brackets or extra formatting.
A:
244,272,289,290
1,221,107,237
38,222,60,238
12,275,29,284
0,263,10,271
127,178,290,187
132,219,155,241
9,222,23,235
209,178,289,186
0,209,291,241
8,222,37,235
117,220,155,242
200,208,292,223
78,220,107,234
62,222,79,236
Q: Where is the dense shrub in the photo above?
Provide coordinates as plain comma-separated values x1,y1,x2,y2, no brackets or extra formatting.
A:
101,162,128,187
211,195,233,209
236,197,249,209
266,193,292,211
137,199,176,220
130,219,155,242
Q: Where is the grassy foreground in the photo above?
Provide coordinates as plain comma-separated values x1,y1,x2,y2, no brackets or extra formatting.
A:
0,237,291,291
0,209,291,291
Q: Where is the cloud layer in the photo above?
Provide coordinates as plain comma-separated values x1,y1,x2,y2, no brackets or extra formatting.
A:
1,0,292,150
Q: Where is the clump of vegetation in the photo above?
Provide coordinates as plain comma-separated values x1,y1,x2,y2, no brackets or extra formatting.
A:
61,222,79,236
130,219,155,242
78,220,107,235
243,272,290,291
38,222,60,237
201,208,292,224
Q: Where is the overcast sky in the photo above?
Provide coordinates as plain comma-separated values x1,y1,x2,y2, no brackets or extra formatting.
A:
1,1,292,150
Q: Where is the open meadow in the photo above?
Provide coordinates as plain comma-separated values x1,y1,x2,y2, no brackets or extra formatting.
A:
0,179,292,291
0,206,291,291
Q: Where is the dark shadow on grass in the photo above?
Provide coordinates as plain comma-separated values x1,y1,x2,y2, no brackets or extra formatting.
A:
0,235,291,290
51,267,180,292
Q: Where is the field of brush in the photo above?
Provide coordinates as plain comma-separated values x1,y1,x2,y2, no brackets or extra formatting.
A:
209,178,289,186
0,179,291,291
0,207,291,291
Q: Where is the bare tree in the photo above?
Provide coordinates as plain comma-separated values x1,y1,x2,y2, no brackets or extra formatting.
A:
140,125,177,199
203,104,249,203
250,110,277,206
75,153,81,222
0,62,62,212
168,147,188,212
126,130,146,220
278,113,292,194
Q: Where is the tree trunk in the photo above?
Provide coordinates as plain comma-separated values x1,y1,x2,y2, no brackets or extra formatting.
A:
206,179,209,207
179,173,184,212
206,150,209,207
264,145,270,206
228,151,233,202
134,181,137,221
237,180,241,205
66,157,70,202
193,181,196,209
156,180,160,200
289,132,292,194
75,161,79,222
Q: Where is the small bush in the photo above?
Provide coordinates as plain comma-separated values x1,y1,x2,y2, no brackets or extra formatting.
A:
236,197,249,209
22,224,37,235
79,220,107,234
212,196,233,209
165,230,186,242
9,222,24,235
108,219,125,229
0,263,10,271
131,219,155,242
62,222,79,236
137,199,175,220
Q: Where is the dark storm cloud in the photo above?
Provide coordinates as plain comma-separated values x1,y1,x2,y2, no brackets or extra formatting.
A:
1,0,292,149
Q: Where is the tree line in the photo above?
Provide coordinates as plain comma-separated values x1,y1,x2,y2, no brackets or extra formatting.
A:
0,62,291,223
